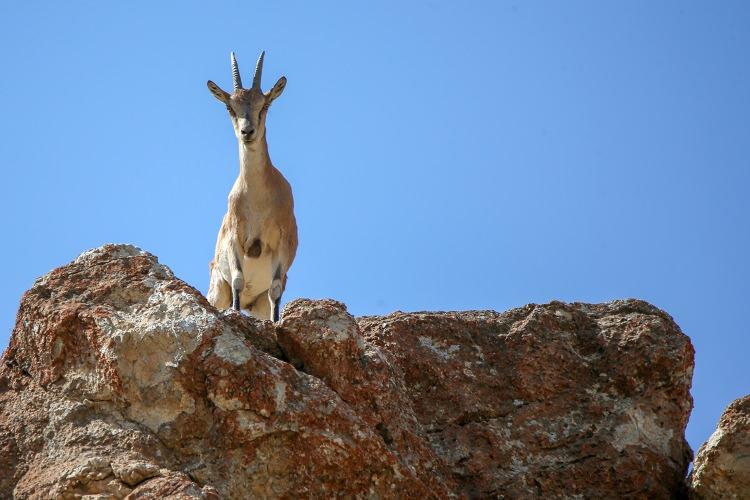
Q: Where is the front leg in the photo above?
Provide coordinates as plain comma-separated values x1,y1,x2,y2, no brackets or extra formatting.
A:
232,285,241,311
249,293,272,320
269,266,283,322
228,245,244,312
272,298,281,322
207,261,232,310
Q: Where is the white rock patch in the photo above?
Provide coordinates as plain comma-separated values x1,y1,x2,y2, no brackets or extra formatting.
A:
613,406,673,456
214,332,253,366
418,336,460,361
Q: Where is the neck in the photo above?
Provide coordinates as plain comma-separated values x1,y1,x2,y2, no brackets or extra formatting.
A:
238,136,270,178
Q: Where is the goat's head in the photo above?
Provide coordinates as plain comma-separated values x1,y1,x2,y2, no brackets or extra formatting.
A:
207,51,286,146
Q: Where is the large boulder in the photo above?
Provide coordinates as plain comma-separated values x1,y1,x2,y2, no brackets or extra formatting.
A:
358,302,694,497
0,244,695,498
689,395,750,498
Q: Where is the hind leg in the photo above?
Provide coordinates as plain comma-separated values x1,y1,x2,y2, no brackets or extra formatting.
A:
268,272,283,323
207,264,232,310
249,293,272,321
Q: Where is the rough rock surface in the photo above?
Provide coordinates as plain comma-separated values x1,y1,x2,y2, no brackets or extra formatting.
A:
689,395,750,498
359,303,695,498
0,244,695,498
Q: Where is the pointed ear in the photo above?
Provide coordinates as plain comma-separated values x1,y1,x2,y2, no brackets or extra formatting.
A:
267,76,286,101
207,80,230,104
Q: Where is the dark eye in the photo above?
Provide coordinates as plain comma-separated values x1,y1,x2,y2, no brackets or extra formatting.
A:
226,106,236,117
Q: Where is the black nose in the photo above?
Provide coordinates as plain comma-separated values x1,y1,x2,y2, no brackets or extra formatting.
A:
241,128,255,137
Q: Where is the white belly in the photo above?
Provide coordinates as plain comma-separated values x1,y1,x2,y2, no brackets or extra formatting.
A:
241,252,274,302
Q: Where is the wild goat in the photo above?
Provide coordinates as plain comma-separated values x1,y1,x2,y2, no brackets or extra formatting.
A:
206,51,298,322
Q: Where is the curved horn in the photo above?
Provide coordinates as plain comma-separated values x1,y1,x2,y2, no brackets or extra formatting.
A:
252,50,265,89
231,52,243,90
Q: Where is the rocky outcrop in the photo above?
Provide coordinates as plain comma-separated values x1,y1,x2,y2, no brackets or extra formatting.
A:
0,244,695,498
689,395,750,498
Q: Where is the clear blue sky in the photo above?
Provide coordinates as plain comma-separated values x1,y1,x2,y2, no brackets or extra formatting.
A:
1,1,748,454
